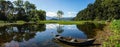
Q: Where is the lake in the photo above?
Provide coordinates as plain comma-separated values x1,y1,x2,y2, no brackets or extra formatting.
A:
0,22,105,47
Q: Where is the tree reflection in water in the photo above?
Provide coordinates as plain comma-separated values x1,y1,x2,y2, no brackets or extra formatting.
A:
0,23,102,47
76,22,105,38
0,23,46,44
57,24,64,34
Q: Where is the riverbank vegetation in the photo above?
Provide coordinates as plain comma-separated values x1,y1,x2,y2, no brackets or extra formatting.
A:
38,20,105,24
74,0,120,47
0,0,46,23
0,21,25,26
75,0,120,21
103,20,120,47
0,20,105,26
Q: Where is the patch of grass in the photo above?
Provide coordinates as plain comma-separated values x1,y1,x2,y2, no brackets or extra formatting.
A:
38,20,105,25
38,20,58,23
103,20,120,47
0,21,5,23
58,21,85,24
0,20,106,26
0,21,25,27
39,20,86,24
16,21,25,24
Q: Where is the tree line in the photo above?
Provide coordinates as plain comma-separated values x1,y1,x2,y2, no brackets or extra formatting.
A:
0,0,46,22
75,0,120,21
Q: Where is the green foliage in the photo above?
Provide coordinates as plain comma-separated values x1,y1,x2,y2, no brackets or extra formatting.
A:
57,10,64,20
75,0,120,21
36,10,46,20
103,20,120,47
111,20,120,32
0,1,14,21
0,0,46,22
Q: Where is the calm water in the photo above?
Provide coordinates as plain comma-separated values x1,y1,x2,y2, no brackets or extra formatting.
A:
0,23,104,47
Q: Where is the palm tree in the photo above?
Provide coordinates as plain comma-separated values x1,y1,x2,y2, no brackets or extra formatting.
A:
57,10,64,20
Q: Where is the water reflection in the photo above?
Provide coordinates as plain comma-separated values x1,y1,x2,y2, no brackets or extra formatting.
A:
77,22,105,38
0,24,46,45
57,25,64,34
0,23,91,47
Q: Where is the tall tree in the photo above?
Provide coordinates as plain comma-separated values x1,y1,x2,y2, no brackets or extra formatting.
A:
24,1,36,15
0,0,14,22
13,0,25,20
0,0,46,22
13,0,23,8
57,10,64,20
6,1,15,22
37,10,46,20
24,1,36,22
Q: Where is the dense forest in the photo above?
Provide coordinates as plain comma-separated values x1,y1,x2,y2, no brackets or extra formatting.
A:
75,0,120,21
0,0,46,22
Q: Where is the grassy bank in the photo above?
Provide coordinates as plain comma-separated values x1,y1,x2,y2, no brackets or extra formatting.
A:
0,20,106,26
0,21,25,27
38,20,105,24
103,20,120,47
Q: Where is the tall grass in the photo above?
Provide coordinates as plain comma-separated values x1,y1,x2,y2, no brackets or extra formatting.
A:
103,20,120,47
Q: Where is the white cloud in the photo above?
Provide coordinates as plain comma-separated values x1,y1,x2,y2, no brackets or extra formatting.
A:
46,24,59,29
46,24,65,29
46,12,57,17
67,12,77,17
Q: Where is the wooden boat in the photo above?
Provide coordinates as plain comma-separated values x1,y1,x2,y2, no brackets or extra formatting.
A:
54,35,96,46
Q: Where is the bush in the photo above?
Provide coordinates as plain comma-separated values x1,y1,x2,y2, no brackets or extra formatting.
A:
103,20,120,47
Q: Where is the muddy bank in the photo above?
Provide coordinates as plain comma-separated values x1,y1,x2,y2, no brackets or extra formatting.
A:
94,23,111,47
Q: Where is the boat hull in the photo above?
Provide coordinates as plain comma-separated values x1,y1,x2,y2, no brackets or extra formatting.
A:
56,38,95,46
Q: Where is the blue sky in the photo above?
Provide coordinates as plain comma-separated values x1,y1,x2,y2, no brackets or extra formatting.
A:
10,0,95,17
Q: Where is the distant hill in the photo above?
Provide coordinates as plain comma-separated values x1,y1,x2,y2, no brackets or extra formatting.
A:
46,16,74,21
46,16,54,20
60,17,74,21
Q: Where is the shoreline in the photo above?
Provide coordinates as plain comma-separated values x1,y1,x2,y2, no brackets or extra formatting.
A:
93,23,112,47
